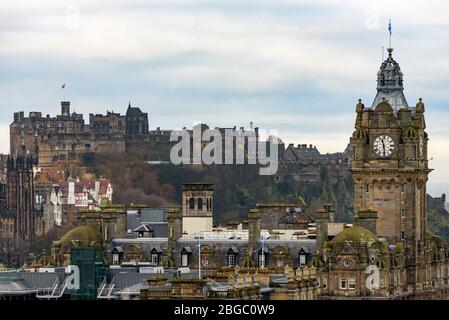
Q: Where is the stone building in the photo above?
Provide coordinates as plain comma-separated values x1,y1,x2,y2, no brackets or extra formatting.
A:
42,177,113,231
312,47,449,299
9,101,146,168
182,183,214,235
125,103,149,135
0,155,44,265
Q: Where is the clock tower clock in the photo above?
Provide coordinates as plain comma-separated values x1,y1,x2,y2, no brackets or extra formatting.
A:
350,47,430,285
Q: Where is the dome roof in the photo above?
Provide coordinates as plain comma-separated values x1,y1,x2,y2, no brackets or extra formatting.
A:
329,226,378,248
60,225,103,248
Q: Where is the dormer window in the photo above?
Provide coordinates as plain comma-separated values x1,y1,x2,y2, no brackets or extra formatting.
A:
258,248,270,268
112,247,124,266
151,247,162,265
181,247,192,267
298,248,310,267
227,247,239,267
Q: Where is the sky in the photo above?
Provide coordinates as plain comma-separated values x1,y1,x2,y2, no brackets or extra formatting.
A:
0,0,448,196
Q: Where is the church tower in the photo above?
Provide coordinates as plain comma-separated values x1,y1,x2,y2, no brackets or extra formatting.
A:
350,48,430,286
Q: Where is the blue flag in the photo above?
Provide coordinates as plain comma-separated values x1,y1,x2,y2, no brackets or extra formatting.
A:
388,19,392,35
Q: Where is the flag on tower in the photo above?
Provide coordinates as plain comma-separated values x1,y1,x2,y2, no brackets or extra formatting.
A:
388,19,392,35
61,83,66,89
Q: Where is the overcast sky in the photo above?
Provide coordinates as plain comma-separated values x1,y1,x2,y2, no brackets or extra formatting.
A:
0,0,448,196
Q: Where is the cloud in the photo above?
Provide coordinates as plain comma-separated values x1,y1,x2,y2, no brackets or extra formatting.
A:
0,0,448,193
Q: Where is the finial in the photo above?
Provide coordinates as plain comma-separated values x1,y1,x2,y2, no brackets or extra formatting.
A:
358,98,362,103
128,101,131,108
387,48,393,58
419,97,422,102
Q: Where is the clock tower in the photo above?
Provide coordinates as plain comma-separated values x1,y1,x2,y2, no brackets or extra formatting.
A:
350,47,430,284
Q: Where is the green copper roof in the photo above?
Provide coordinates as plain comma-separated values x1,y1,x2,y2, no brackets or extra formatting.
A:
330,226,378,246
60,225,103,248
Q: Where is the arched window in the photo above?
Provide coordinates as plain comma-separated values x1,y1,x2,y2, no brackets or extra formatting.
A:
198,198,203,210
189,198,195,209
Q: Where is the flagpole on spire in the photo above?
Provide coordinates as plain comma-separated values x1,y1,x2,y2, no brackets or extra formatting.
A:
61,83,66,101
388,19,392,48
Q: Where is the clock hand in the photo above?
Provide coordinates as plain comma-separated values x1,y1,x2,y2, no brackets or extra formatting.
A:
381,139,386,156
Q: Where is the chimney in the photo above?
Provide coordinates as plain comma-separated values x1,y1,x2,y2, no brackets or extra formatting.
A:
354,210,378,235
323,203,335,223
248,208,261,257
167,207,182,251
315,208,329,252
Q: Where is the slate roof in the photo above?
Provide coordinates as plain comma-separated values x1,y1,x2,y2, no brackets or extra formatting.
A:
134,224,153,233
22,272,59,289
0,272,37,295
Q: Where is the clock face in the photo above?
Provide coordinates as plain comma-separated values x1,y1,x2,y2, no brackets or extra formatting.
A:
276,260,284,268
373,134,395,158
343,259,351,269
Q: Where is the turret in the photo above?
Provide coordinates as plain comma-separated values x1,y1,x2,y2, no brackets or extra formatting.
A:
61,101,70,116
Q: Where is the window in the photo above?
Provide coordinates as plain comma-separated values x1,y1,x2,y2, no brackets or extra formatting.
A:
401,184,405,193
365,184,369,193
151,253,159,265
348,276,356,290
189,198,195,209
299,254,306,267
401,208,405,218
340,277,347,289
228,254,236,267
181,253,189,267
401,231,405,240
198,198,203,210
322,277,328,289
259,252,268,268
112,254,119,265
